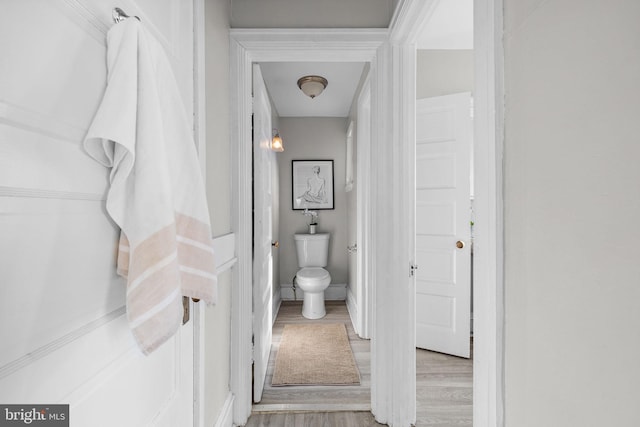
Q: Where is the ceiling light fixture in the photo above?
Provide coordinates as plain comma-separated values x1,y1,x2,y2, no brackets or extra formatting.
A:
297,75,328,99
271,129,284,152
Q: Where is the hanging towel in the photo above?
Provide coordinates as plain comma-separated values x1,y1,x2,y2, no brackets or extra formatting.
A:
84,18,216,354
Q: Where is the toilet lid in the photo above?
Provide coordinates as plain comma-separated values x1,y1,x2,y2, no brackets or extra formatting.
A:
297,267,330,281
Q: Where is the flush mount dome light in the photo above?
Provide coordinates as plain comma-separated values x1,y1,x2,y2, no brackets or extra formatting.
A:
297,75,328,99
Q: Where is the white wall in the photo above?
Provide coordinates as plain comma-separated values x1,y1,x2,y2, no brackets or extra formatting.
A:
416,50,474,99
503,1,640,425
231,0,394,28
204,0,232,425
278,117,350,287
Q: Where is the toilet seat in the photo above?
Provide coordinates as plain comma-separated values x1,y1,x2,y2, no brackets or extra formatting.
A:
295,267,331,319
296,267,330,284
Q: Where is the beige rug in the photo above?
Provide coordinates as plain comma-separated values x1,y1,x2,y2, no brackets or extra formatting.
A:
271,323,361,386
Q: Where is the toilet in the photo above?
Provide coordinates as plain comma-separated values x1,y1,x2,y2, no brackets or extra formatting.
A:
294,233,332,319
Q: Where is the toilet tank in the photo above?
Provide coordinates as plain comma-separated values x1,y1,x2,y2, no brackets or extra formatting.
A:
294,233,330,267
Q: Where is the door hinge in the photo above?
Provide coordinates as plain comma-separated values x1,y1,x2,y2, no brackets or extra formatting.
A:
251,334,255,363
410,263,419,277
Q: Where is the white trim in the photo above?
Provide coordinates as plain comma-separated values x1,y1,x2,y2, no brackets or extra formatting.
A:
230,29,387,62
367,36,417,426
192,0,206,425
230,33,254,427
252,403,370,413
212,233,236,267
355,76,372,340
230,29,385,427
194,303,206,427
280,283,347,301
0,307,126,379
193,0,207,181
0,187,104,201
213,392,234,427
345,121,354,192
272,293,282,326
346,287,359,335
473,0,505,425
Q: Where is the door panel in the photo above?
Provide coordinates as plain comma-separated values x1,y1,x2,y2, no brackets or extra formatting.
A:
252,64,274,403
0,1,195,424
415,93,472,358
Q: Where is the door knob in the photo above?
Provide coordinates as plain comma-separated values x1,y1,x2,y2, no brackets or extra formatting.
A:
456,240,465,249
272,241,279,248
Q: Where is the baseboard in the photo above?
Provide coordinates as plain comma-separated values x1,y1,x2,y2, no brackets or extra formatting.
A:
280,283,347,301
272,293,282,325
346,288,359,335
213,392,234,427
252,403,371,413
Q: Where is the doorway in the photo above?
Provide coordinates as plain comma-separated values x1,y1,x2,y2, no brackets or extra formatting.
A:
251,60,374,411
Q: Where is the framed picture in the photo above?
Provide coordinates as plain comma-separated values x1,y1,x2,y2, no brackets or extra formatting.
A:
292,160,334,210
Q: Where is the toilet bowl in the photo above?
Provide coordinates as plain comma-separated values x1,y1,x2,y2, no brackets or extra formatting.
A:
294,233,331,319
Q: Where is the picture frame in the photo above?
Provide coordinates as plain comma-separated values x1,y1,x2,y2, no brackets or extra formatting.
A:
292,160,334,210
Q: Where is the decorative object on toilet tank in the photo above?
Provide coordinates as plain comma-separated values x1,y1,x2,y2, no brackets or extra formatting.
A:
292,160,334,210
303,208,318,234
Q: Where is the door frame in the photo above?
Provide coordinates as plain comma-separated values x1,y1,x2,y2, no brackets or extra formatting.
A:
229,29,387,425
355,76,372,339
229,0,505,423
393,0,506,425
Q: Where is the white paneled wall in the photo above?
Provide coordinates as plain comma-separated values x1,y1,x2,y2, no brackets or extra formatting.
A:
0,1,199,425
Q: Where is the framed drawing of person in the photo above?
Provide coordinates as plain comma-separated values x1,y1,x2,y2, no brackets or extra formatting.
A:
292,160,334,210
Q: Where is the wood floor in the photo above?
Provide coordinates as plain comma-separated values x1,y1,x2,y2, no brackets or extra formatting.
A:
247,301,472,426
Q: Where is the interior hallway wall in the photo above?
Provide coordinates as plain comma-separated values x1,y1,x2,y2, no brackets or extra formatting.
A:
277,117,350,289
416,50,474,99
503,1,640,425
204,0,232,424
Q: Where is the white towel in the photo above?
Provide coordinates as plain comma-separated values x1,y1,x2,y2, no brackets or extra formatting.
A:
84,19,216,354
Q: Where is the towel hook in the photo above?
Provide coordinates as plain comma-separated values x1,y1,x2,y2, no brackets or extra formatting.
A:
112,7,140,24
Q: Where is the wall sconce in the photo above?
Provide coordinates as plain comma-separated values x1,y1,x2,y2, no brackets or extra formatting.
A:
271,129,284,152
297,75,328,99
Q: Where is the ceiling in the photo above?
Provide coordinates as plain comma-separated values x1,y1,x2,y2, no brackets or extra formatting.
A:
258,1,472,118
259,62,366,118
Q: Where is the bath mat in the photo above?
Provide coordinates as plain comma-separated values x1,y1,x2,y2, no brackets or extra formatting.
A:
271,323,361,386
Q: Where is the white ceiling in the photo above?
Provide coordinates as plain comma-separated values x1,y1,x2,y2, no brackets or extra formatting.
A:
258,1,472,118
259,62,365,118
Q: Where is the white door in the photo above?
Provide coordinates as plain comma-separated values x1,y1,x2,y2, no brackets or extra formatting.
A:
252,64,274,402
415,93,472,358
0,2,196,425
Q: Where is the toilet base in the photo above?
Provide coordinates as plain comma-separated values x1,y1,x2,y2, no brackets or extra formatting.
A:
302,291,326,319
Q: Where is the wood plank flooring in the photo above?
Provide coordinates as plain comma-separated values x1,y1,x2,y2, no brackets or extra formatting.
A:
247,301,472,426
245,411,385,427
